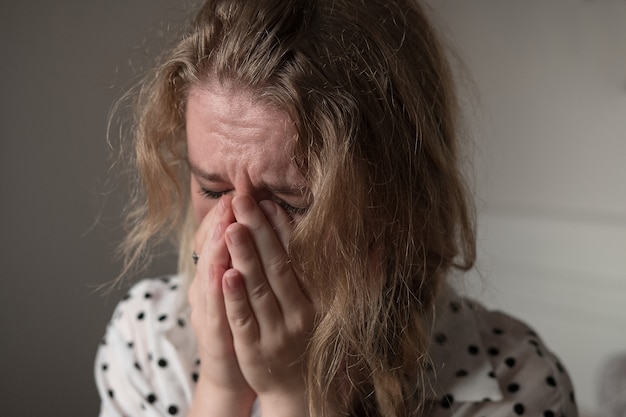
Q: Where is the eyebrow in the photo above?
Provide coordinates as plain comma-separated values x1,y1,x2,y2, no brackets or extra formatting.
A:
188,159,308,197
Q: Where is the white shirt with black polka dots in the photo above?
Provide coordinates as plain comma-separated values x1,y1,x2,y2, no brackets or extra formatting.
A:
95,276,578,417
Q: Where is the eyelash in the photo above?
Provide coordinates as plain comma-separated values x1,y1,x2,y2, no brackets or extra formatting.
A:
198,188,308,217
198,188,226,200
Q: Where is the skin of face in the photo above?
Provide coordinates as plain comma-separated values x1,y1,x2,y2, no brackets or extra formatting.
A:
186,83,310,223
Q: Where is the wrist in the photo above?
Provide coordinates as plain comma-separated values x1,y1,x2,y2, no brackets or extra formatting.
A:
258,391,309,417
188,378,256,417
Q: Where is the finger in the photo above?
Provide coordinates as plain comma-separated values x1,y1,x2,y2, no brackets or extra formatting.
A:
195,195,235,269
260,200,314,305
258,200,291,252
203,264,233,347
222,268,260,346
225,222,283,326
231,195,311,315
189,196,235,356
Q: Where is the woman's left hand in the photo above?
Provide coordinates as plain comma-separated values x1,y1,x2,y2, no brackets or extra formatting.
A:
221,195,315,417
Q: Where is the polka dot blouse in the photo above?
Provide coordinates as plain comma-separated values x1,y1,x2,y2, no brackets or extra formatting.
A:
95,276,578,417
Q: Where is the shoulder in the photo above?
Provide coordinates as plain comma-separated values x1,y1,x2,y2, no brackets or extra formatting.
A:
95,275,198,417
102,276,191,351
426,288,578,417
112,276,188,328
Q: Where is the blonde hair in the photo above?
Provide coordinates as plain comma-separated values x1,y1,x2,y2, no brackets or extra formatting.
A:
118,0,475,415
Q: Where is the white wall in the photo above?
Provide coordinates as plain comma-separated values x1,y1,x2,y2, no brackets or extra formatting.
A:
427,1,626,414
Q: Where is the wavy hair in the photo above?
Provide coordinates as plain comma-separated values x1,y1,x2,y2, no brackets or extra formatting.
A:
117,0,476,415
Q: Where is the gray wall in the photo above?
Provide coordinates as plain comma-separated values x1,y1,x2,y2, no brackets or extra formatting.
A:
2,1,625,416
0,2,185,415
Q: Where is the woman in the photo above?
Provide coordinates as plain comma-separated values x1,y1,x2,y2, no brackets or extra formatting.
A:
95,0,578,416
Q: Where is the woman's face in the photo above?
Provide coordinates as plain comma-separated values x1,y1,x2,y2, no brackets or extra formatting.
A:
186,84,310,223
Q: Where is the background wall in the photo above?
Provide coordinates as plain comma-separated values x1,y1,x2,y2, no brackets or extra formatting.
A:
427,1,626,415
0,1,185,415
0,1,624,416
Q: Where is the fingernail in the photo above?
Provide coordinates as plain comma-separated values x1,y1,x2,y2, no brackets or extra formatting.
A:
232,195,254,216
259,200,277,217
226,224,244,246
224,272,241,290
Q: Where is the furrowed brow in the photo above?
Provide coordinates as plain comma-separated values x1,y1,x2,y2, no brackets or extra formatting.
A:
188,160,224,182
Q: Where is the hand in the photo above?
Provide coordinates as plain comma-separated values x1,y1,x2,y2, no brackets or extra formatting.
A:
187,195,256,417
222,195,315,416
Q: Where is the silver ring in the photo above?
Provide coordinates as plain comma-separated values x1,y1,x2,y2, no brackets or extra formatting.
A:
192,251,199,265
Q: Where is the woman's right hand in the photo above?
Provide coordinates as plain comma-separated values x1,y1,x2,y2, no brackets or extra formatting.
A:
187,195,257,417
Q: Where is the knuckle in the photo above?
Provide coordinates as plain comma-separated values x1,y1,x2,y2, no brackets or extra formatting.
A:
292,308,315,333
266,254,291,278
248,280,272,301
231,311,253,329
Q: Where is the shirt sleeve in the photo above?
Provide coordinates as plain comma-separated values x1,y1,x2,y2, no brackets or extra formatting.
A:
94,277,195,417
428,307,578,417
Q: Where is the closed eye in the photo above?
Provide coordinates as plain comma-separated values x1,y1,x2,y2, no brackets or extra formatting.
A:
199,187,308,217
198,188,228,199
276,199,308,217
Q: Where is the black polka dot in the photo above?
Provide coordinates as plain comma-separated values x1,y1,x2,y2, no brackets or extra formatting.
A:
488,347,500,356
455,369,468,377
170,284,178,290
528,339,539,347
440,394,454,408
158,358,168,368
127,341,134,348
158,314,167,322
508,383,520,393
546,376,557,387
488,370,496,378
514,403,525,415
195,358,201,365
101,364,108,371
544,411,555,417
161,277,171,284
148,353,153,361
492,328,504,335
144,292,152,299
108,389,114,398
177,318,186,327
146,393,157,404
122,293,131,301
435,333,447,344
536,348,544,357
450,301,461,313
467,344,479,355
137,312,145,320
134,362,142,371
192,372,199,382
505,357,516,368
168,405,179,415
